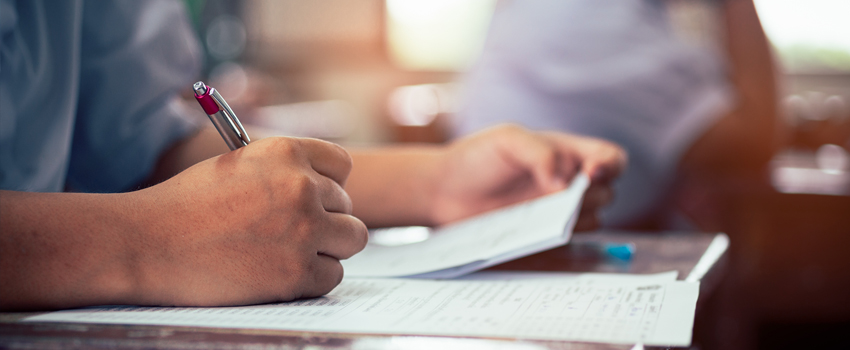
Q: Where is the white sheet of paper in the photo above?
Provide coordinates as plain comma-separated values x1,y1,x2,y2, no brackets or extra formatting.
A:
343,174,590,278
26,271,698,346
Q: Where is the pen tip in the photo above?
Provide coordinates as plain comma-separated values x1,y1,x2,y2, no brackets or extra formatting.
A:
193,81,207,95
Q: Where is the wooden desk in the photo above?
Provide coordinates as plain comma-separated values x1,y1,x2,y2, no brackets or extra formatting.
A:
672,165,850,349
0,230,724,350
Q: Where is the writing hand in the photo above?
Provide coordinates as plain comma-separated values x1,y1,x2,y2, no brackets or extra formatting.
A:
130,137,368,306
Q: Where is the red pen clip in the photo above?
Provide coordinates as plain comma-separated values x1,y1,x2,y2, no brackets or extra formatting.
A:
193,81,250,150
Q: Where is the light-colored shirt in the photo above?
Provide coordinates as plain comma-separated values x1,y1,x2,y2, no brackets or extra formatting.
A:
0,0,201,192
454,0,733,227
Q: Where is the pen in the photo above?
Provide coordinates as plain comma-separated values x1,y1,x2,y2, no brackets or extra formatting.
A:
192,81,251,150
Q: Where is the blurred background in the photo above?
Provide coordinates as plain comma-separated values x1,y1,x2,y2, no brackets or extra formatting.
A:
185,0,849,349
185,0,493,144
186,0,850,145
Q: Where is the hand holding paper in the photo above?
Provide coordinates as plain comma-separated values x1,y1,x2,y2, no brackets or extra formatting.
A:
430,125,626,230
345,125,626,230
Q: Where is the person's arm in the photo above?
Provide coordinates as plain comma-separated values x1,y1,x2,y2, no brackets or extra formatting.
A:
679,0,784,175
1,190,150,310
346,124,627,230
0,137,367,311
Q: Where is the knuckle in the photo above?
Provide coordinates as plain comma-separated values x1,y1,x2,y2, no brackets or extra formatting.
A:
497,123,523,134
335,218,369,260
290,173,319,202
336,186,354,214
291,214,314,239
328,142,353,172
271,137,303,159
534,147,560,170
296,216,326,250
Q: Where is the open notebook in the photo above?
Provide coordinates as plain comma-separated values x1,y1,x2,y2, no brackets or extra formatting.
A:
342,173,590,278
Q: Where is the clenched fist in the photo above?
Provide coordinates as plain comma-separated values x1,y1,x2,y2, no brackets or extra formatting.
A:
129,137,368,306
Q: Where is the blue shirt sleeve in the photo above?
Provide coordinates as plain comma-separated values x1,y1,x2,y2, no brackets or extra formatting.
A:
66,0,202,192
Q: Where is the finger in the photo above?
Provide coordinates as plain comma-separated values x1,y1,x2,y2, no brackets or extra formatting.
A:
297,138,354,186
315,175,353,214
296,254,345,299
580,141,627,183
314,213,369,260
545,132,627,183
496,127,577,194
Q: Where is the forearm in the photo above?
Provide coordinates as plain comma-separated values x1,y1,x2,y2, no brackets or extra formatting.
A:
1,127,237,310
0,190,140,310
682,0,783,173
346,146,444,228
1,135,369,311
724,0,778,119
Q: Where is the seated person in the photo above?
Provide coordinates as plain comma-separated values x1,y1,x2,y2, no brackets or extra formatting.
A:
0,0,625,310
454,0,781,228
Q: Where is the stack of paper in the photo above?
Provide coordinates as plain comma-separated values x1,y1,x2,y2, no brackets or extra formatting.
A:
343,174,590,278
26,272,699,346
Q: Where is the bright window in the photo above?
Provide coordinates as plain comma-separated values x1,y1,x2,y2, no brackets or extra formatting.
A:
385,0,496,71
754,0,850,72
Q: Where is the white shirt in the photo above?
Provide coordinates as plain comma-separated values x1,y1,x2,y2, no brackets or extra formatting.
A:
454,0,732,227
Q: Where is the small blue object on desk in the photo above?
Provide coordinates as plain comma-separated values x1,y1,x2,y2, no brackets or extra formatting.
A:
602,242,636,261
570,241,636,261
